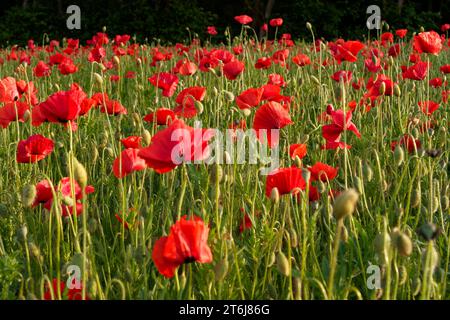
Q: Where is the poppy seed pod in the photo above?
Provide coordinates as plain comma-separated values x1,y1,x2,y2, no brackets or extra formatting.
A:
21,183,37,208
332,188,359,220
276,251,290,276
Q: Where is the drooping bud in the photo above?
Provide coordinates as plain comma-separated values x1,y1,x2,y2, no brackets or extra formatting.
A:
276,251,290,276
73,158,88,188
394,145,405,166
270,187,280,204
21,184,37,208
332,188,359,220
142,130,151,146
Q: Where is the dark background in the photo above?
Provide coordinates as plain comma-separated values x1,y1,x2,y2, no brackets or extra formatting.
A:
0,0,449,46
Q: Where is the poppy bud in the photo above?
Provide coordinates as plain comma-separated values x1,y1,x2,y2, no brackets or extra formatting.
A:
194,100,204,115
388,56,394,66
396,233,413,257
306,22,313,31
73,158,88,188
421,245,439,271
212,87,219,96
411,188,421,208
441,195,449,211
294,155,302,168
113,56,120,66
332,188,359,220
21,184,37,208
317,180,326,193
340,225,349,243
223,90,235,102
242,108,252,117
0,203,8,217
270,187,280,204
93,72,103,86
311,75,320,85
23,110,31,122
29,242,41,260
290,229,298,248
214,258,229,281
354,175,363,194
362,162,373,182
374,232,391,265
379,81,386,95
393,84,401,97
210,164,223,183
383,21,389,30
106,147,114,158
301,168,311,183
142,130,151,146
394,145,404,166
276,251,290,276
419,26,425,32
292,277,301,300
136,58,142,65
17,225,28,242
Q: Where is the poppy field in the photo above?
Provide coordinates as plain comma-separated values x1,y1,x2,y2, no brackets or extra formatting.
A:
0,15,449,301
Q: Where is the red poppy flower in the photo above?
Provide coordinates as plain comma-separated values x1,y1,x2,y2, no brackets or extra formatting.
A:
32,179,53,208
418,101,440,116
440,65,450,74
413,31,442,55
113,148,147,178
292,54,311,67
39,83,86,126
143,108,176,125
234,15,253,25
223,60,245,80
402,61,429,81
255,57,272,69
289,143,307,160
0,77,19,103
395,29,408,38
308,162,338,182
270,18,283,27
238,213,253,234
364,74,394,98
33,61,51,77
391,135,421,153
442,24,450,32
88,46,106,63
381,32,394,45
138,119,213,173
207,26,218,36
328,40,364,64
268,74,286,87
261,84,282,101
17,134,54,163
236,87,264,109
58,58,78,75
322,107,361,142
43,278,89,300
265,167,306,197
148,72,179,97
152,215,212,278
0,101,29,128
388,44,401,57
253,101,293,147
331,70,353,83
99,99,128,115
364,57,382,73
272,49,290,65
429,77,443,88
121,136,142,149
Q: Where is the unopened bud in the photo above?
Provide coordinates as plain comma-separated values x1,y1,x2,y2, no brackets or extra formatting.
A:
21,184,37,208
332,188,359,220
276,251,290,276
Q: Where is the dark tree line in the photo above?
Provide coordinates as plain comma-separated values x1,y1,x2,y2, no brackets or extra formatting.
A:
0,0,448,46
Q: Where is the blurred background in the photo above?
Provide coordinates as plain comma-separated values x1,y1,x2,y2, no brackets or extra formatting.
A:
0,0,449,46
